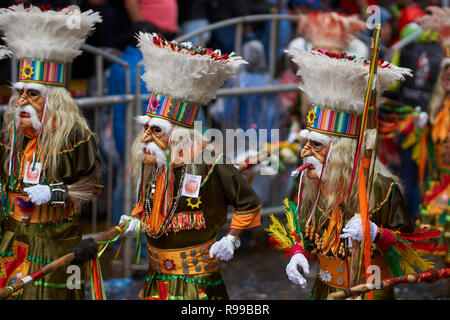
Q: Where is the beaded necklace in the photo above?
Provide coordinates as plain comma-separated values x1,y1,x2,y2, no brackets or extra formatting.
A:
142,167,186,239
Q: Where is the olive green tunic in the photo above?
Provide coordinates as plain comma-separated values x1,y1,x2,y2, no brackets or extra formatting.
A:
138,155,261,300
0,123,102,300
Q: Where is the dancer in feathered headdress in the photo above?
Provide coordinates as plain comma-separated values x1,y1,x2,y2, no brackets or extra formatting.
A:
266,46,445,299
0,5,103,299
104,33,261,300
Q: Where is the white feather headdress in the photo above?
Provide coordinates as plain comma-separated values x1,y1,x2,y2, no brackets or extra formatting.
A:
286,49,412,115
0,5,102,63
138,32,247,106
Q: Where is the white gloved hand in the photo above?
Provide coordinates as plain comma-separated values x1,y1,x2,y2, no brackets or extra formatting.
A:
340,217,378,245
119,215,140,237
209,237,235,261
415,110,429,129
286,253,310,288
23,185,51,205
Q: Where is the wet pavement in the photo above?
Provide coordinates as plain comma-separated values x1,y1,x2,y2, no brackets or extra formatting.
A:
86,217,450,300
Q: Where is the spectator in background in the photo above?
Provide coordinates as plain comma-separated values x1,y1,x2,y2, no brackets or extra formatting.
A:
177,0,210,46
71,0,121,81
207,0,251,54
1,0,72,8
211,39,286,140
287,0,322,14
124,0,178,40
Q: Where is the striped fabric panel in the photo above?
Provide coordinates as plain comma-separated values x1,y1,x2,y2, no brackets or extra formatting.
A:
308,105,361,138
145,92,201,128
19,59,66,87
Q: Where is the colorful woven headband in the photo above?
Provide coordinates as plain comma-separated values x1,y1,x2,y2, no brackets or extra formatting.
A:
19,59,67,87
306,105,361,138
146,92,200,128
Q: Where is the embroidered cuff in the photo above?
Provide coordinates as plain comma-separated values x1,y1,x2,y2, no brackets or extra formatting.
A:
375,227,396,251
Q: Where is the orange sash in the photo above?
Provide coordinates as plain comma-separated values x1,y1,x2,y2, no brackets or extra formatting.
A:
139,168,175,235
321,207,343,256
20,128,40,180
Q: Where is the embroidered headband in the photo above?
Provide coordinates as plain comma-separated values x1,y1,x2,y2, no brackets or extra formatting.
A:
19,59,67,87
306,104,361,138
146,92,201,128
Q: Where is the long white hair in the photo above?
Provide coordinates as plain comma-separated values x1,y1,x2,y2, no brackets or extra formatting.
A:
129,125,214,190
301,135,401,213
2,86,91,181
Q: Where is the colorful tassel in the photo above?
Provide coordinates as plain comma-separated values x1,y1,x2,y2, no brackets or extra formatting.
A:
15,197,34,212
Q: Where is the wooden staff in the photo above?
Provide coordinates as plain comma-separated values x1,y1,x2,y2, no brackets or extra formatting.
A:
0,221,127,300
348,24,382,288
328,268,450,300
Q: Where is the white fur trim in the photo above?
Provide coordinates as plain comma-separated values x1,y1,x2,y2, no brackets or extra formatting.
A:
0,5,102,63
137,32,248,105
364,129,377,150
285,49,412,115
148,117,173,135
135,115,150,127
298,129,310,140
13,82,48,97
308,131,331,146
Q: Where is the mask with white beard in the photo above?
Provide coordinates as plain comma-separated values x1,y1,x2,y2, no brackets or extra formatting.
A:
303,155,326,180
15,104,41,132
141,140,168,170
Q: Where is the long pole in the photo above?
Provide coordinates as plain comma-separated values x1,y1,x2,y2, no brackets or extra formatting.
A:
348,24,382,289
0,222,127,300
328,268,450,300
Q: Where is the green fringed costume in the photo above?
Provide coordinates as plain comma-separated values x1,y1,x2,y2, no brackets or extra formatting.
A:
0,124,103,300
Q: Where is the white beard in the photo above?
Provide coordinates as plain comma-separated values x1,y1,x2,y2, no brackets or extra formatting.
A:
303,155,326,180
141,141,167,170
15,104,41,132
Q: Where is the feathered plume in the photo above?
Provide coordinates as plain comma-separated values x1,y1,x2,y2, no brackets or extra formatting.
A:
285,49,412,115
416,6,450,46
137,32,247,105
298,12,366,50
0,4,102,63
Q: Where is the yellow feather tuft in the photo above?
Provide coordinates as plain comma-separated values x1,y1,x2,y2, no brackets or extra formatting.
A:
397,246,435,274
284,201,296,236
265,214,292,250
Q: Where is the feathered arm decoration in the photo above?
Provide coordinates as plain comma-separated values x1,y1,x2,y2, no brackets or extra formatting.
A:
265,198,308,257
376,226,447,277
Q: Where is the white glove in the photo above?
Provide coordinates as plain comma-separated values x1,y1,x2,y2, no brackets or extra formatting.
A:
340,217,378,245
23,185,51,205
415,110,429,129
119,215,140,237
209,237,235,261
286,253,310,288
